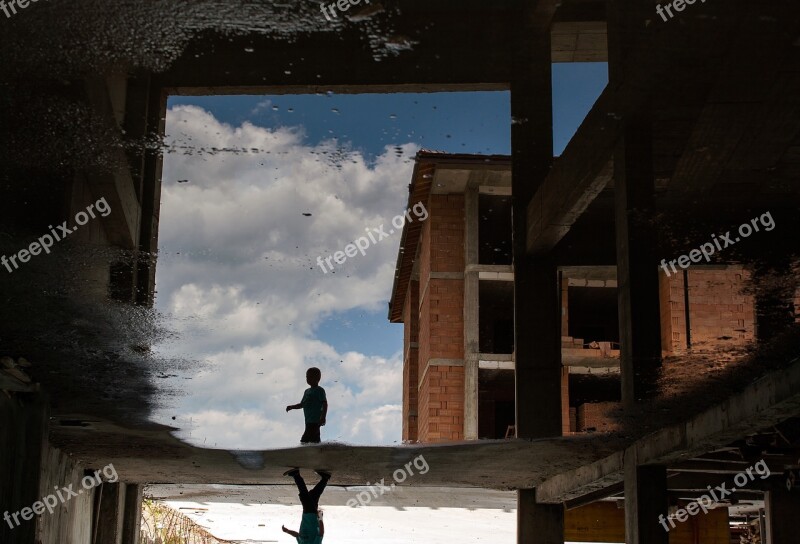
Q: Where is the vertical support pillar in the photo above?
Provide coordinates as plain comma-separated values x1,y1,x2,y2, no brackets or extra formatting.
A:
519,490,565,544
623,449,668,544
560,272,569,337
0,393,47,544
121,484,143,544
94,482,126,544
614,116,662,406
511,3,564,543
464,184,480,440
765,484,800,544
753,259,797,344
514,255,562,438
607,0,662,408
136,83,167,306
511,1,560,445
403,278,420,442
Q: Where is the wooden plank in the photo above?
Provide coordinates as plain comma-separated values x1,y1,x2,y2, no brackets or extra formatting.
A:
565,501,625,542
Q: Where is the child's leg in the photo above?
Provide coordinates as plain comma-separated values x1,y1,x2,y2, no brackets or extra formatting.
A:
309,473,330,504
301,423,321,444
292,472,309,495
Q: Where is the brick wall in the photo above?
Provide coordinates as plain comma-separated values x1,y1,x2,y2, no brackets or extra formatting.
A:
417,365,465,442
576,402,621,432
426,280,464,359
561,367,571,435
416,194,465,442
659,270,686,353
795,285,800,324
687,267,754,350
661,266,755,354
428,194,465,272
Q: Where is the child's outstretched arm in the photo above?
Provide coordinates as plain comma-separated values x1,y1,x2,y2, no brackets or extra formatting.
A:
282,525,299,537
285,402,303,412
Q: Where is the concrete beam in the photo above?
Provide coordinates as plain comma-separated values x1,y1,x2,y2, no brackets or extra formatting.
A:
526,90,615,254
156,3,607,94
526,0,755,255
536,357,800,503
83,77,142,250
551,21,608,62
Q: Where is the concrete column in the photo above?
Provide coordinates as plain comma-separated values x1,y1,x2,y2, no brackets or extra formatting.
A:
765,484,800,544
511,4,563,543
608,0,662,408
0,393,47,544
514,255,562,438
464,185,480,440
614,115,662,407
518,490,565,544
510,5,559,443
753,259,797,344
403,277,420,442
623,449,668,544
94,482,126,544
135,82,167,305
121,484,143,544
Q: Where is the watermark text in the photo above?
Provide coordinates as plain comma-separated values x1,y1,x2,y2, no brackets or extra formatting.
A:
4,463,118,530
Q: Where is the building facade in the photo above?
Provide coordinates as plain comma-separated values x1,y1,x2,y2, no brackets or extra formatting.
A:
390,151,759,444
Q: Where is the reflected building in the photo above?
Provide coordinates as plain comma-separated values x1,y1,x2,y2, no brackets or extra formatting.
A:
391,152,776,444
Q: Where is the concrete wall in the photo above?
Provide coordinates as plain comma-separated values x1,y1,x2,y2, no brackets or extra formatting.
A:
576,402,621,433
0,394,94,544
0,393,144,544
36,444,95,544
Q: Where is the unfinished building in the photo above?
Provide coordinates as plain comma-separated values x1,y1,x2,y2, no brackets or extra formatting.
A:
1,0,800,543
390,152,766,443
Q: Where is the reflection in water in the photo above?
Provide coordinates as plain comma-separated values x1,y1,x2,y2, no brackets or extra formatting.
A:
282,469,331,544
286,367,328,444
150,93,510,450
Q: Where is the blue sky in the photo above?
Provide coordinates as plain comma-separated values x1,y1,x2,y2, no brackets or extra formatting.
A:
167,63,607,361
153,63,607,449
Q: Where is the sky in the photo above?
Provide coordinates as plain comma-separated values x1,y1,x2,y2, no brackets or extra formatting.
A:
150,63,608,450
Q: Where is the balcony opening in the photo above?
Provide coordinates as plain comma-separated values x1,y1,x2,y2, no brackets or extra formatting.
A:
479,280,515,354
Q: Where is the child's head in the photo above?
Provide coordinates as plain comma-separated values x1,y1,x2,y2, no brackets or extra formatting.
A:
306,367,321,386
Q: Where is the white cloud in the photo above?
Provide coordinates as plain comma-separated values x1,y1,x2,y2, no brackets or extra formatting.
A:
153,105,416,449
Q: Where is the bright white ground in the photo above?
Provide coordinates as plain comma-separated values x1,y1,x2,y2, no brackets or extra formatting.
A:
147,484,617,544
